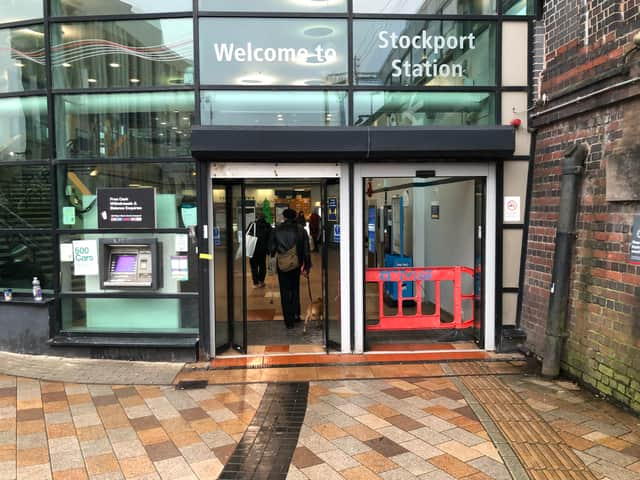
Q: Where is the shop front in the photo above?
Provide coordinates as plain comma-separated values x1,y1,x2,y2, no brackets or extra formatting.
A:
0,0,536,361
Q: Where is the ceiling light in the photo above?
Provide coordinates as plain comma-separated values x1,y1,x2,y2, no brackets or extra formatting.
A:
87,78,97,83
237,73,275,85
172,126,178,130
130,78,140,83
89,169,98,177
182,116,189,121
109,62,120,68
160,122,167,126
303,26,335,38
62,62,72,68
14,62,24,68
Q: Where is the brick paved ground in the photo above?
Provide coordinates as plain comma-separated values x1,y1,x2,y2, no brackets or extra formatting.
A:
0,359,639,479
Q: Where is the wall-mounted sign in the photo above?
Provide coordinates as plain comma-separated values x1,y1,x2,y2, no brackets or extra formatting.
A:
630,216,640,265
62,206,76,225
328,197,338,221
171,256,189,281
333,224,341,243
430,201,440,220
97,188,156,229
368,206,376,254
504,196,521,222
72,240,98,276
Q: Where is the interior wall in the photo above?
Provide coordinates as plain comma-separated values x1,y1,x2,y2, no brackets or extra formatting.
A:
418,180,475,314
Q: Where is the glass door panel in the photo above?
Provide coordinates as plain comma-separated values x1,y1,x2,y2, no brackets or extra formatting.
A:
323,180,341,350
231,184,247,353
213,184,230,353
473,178,486,347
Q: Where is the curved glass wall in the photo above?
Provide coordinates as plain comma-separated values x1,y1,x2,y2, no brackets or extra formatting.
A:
0,1,43,25
353,0,496,14
201,90,348,126
0,25,46,93
0,96,48,161
353,91,495,127
200,0,347,13
55,91,194,159
52,0,192,16
51,19,194,89
199,18,348,86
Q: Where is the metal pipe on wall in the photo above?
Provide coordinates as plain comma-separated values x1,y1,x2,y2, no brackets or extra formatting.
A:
541,143,589,377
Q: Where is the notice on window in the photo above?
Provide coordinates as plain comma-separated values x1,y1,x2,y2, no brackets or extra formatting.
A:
171,256,189,281
504,196,521,222
630,216,640,265
97,187,156,229
72,240,99,276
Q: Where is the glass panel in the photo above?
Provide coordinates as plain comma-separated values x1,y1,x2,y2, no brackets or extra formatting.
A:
60,296,198,333
212,185,229,351
199,0,346,13
57,162,196,229
0,165,50,229
199,18,348,86
0,0,43,25
0,96,48,161
354,20,496,86
354,0,496,14
55,92,194,159
59,233,198,294
354,91,495,127
0,25,46,93
325,181,341,348
51,20,194,89
0,232,53,291
52,0,192,16
231,184,246,351
364,177,478,349
503,0,535,15
201,91,348,126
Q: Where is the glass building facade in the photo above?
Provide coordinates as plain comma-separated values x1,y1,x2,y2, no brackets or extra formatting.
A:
0,0,537,357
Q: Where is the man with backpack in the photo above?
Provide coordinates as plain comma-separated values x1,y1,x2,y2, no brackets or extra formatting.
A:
269,208,311,329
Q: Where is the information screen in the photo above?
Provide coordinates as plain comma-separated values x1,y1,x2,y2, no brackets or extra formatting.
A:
113,254,137,273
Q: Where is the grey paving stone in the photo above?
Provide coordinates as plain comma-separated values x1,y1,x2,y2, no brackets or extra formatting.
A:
469,455,511,480
441,427,485,446
391,452,437,476
584,445,637,467
381,467,419,479
331,435,371,456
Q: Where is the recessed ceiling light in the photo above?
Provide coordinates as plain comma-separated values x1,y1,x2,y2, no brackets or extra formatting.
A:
87,78,97,83
160,122,167,126
89,169,98,177
62,62,72,68
130,78,140,83
237,73,275,85
303,26,334,38
109,62,120,68
14,62,24,68
172,126,178,130
182,116,189,121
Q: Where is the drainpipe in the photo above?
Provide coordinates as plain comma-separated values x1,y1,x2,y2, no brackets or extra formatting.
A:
541,143,589,378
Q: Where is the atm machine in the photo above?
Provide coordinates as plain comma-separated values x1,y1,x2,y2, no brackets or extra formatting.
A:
383,196,414,304
99,238,160,290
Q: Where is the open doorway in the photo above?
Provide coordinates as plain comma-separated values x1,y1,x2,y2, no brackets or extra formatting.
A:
363,176,485,352
211,179,341,356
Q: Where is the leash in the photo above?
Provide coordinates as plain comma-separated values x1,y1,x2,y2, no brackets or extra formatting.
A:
306,271,312,302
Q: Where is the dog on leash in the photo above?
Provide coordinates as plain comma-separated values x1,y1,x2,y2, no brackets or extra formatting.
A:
303,298,323,334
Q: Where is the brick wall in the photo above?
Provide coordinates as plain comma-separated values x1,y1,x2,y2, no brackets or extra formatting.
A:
521,0,640,412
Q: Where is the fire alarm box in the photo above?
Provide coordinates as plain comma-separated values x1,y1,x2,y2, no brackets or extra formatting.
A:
99,238,160,289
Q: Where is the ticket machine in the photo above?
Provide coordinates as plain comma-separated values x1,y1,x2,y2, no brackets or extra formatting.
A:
99,238,160,289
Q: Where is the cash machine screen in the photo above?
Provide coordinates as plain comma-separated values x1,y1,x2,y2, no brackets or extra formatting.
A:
113,254,137,273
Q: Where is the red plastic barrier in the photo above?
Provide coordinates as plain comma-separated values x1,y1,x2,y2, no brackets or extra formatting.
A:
365,266,475,331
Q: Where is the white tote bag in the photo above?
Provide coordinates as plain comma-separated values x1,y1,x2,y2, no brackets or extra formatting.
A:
245,223,258,258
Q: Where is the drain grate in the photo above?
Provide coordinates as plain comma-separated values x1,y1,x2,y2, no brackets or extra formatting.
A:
218,382,309,479
175,380,208,390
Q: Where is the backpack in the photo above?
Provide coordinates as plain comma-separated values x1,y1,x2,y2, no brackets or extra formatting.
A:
277,245,299,272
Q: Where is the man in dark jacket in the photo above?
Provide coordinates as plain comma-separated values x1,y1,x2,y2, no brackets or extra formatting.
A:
269,208,311,329
249,213,272,288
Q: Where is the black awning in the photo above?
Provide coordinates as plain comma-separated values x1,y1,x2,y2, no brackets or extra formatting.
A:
191,126,515,161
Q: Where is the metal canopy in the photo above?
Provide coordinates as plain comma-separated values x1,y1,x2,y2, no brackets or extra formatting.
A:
191,126,516,161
